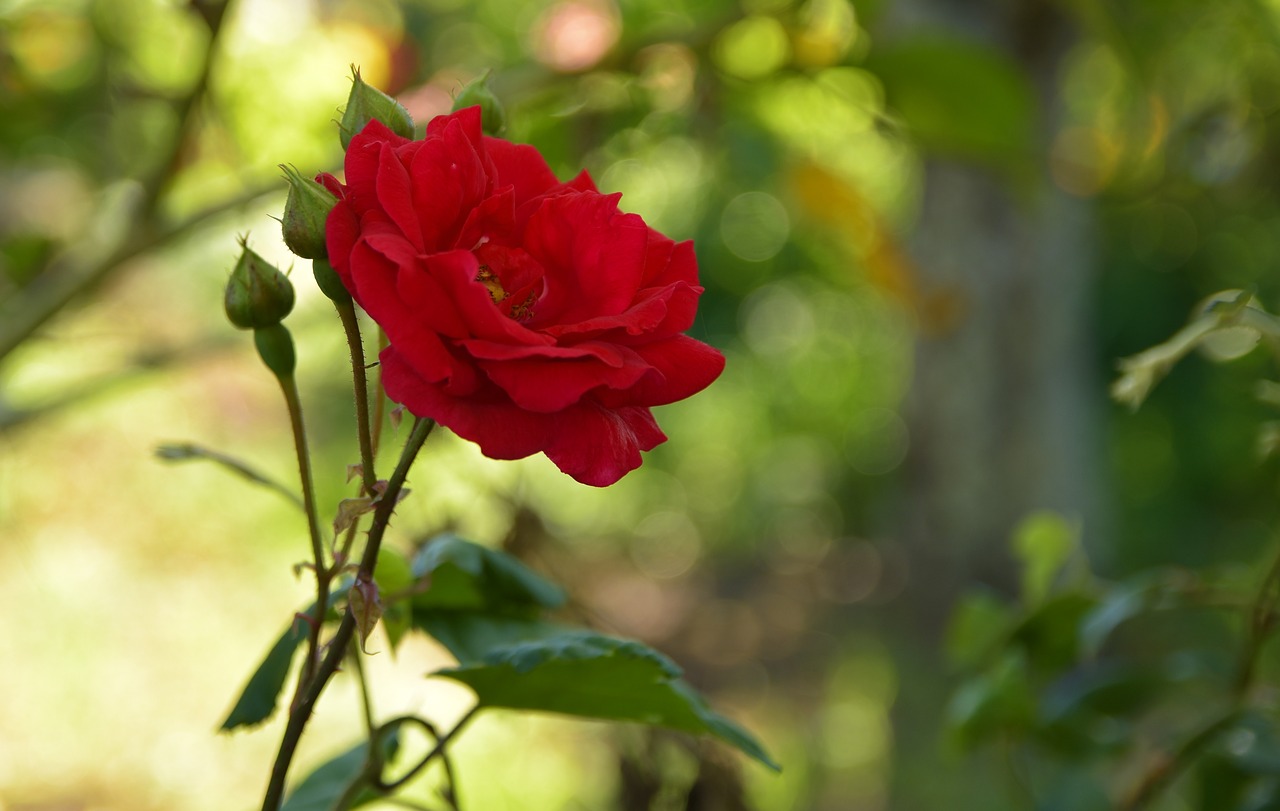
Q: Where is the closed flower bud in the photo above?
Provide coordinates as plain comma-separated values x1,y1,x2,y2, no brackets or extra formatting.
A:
280,165,336,259
452,71,506,136
253,323,297,378
339,66,414,149
225,239,295,330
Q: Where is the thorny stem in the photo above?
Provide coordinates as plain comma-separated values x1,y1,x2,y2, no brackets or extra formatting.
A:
371,328,390,455
277,373,331,691
260,417,436,811
1121,536,1280,809
336,299,379,496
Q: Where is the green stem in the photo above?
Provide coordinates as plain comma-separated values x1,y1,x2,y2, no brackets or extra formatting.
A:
351,646,376,738
1121,537,1280,809
278,373,330,689
1121,710,1242,811
1234,537,1280,696
372,708,479,794
371,328,390,455
336,300,378,495
260,417,435,811
154,442,305,510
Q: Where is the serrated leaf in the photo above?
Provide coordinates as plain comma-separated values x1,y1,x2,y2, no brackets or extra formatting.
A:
220,615,309,731
410,534,565,614
414,612,567,666
280,732,399,811
431,629,779,771
221,587,351,731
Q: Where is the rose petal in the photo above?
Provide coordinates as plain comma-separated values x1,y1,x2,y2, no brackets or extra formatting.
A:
410,118,491,249
381,349,553,460
376,141,424,250
348,238,477,390
597,334,725,408
423,249,550,347
344,120,410,213
484,138,562,205
542,404,667,487
473,343,652,413
525,192,648,325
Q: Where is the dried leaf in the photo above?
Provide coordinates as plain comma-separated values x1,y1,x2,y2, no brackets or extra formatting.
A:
333,497,375,536
348,577,383,654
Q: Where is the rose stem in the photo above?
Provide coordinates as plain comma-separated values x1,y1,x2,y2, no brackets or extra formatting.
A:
335,299,379,495
277,371,330,691
260,417,436,811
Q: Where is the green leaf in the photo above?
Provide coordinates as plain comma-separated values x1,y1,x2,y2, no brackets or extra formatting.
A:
413,611,568,666
1079,581,1156,658
867,33,1036,167
1012,511,1079,605
945,652,1037,751
946,588,1013,668
432,629,779,771
1011,591,1096,673
375,546,414,597
410,534,566,614
376,547,416,653
280,733,399,811
220,615,309,731
221,587,351,731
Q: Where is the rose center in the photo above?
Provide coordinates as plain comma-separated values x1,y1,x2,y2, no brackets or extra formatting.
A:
475,265,537,322
475,266,506,302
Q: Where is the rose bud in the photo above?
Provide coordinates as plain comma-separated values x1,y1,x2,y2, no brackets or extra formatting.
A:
280,164,336,260
452,71,506,136
224,238,295,330
338,66,414,150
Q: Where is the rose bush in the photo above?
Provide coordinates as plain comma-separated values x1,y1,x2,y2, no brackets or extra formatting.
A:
322,106,724,486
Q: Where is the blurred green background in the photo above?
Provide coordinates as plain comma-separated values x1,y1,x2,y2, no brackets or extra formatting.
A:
3,0,1280,808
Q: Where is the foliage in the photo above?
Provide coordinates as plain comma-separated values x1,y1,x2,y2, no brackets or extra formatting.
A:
9,0,1280,809
947,293,1280,809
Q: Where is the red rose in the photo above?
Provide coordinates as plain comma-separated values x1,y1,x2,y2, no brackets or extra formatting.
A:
323,107,724,486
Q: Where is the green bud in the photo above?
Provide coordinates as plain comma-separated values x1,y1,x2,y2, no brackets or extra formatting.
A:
452,71,507,136
225,239,295,330
280,165,336,260
254,323,297,379
339,65,414,149
312,257,351,304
